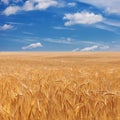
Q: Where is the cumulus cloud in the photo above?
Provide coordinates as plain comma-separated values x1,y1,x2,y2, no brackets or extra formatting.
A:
23,0,57,11
0,24,13,30
22,42,43,50
81,45,99,51
35,0,58,10
3,6,21,16
63,11,103,26
78,0,120,15
3,0,59,16
22,1,35,11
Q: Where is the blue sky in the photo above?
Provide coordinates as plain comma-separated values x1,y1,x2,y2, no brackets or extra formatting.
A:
0,0,120,51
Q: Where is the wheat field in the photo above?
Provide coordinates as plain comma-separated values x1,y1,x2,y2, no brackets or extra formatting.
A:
0,52,120,120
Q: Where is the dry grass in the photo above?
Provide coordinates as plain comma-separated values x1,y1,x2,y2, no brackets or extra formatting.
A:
0,52,120,120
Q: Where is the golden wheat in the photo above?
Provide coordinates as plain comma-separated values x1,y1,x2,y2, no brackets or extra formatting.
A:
0,52,120,120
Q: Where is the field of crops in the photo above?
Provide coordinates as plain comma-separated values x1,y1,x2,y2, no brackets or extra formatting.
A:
0,52,120,120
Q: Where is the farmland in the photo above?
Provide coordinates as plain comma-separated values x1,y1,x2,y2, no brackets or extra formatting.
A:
0,52,120,120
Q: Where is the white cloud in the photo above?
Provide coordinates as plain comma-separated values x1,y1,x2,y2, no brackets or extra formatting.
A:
22,0,58,11
106,6,120,15
81,45,98,51
0,24,13,30
63,11,103,26
95,24,117,33
79,41,97,45
13,0,22,3
23,32,34,35
72,44,110,52
103,20,120,28
44,38,72,44
80,44,109,51
78,0,120,15
53,26,75,30
95,19,120,34
3,0,59,16
22,1,34,11
67,2,76,7
1,0,9,4
1,0,22,4
35,0,58,10
3,6,21,16
7,22,24,25
22,42,43,50
100,45,109,50
72,48,80,52
45,37,100,46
